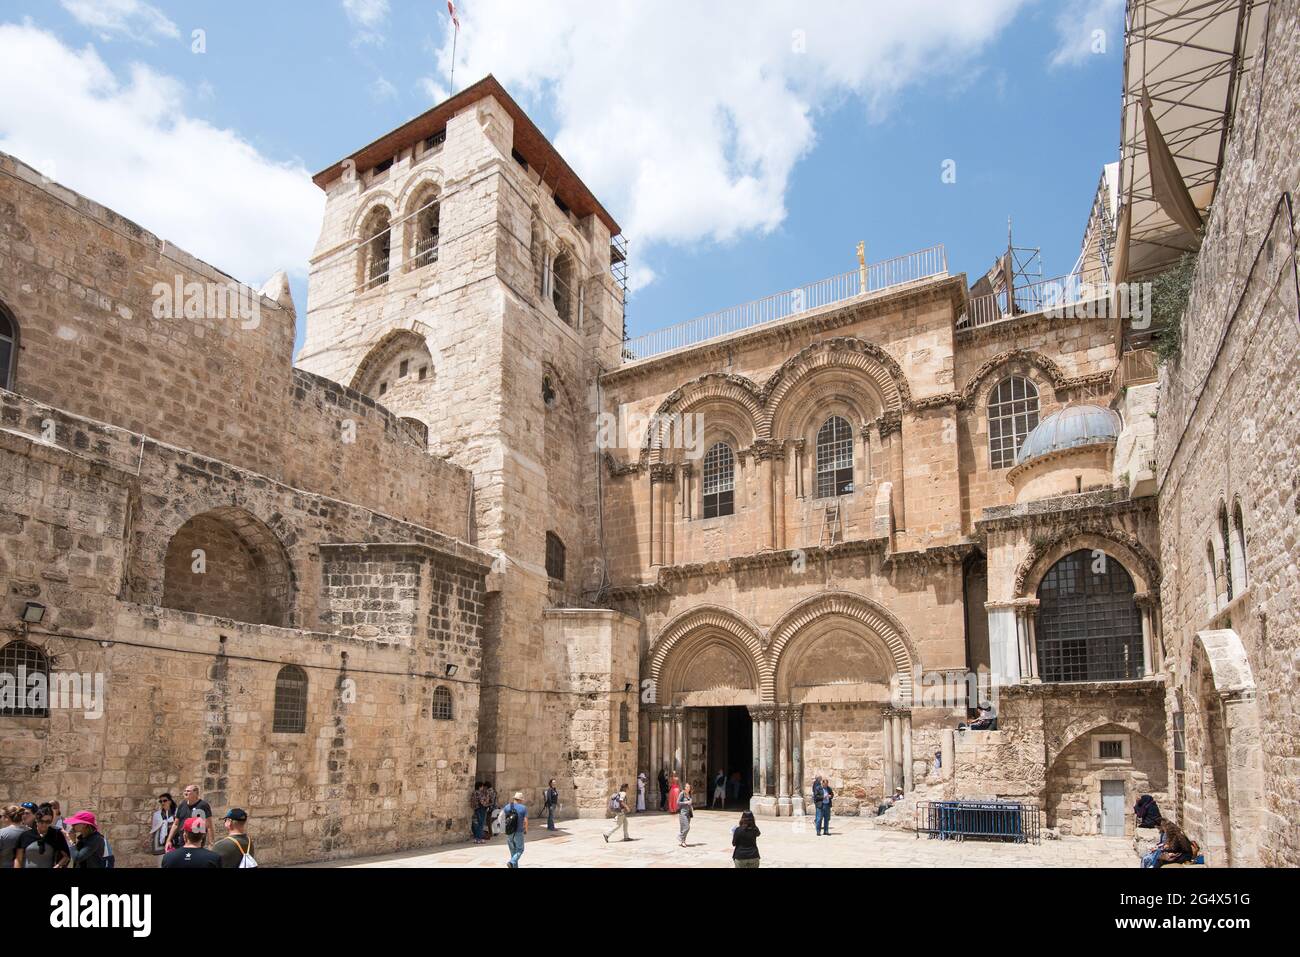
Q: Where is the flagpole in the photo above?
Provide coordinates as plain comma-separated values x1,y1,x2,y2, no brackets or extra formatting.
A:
450,27,457,92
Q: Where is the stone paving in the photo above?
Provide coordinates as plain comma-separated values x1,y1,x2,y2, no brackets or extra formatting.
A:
314,809,1139,868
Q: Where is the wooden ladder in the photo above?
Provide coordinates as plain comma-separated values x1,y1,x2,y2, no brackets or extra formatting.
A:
818,504,841,548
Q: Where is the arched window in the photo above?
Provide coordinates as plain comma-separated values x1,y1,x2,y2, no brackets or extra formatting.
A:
1231,501,1248,592
432,685,454,720
1036,549,1144,682
619,701,630,743
0,304,16,392
0,640,49,717
545,531,566,582
702,442,735,518
988,376,1040,469
1217,505,1234,603
1205,541,1218,615
360,207,392,290
408,189,440,270
815,415,854,498
552,251,574,324
272,665,308,733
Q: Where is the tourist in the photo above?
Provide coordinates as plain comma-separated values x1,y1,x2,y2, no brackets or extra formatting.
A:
959,702,997,731
502,791,528,868
658,768,669,809
712,769,726,808
19,802,37,829
150,793,177,856
677,783,694,846
1,805,29,867
49,800,64,832
470,782,486,843
876,787,904,816
166,784,213,849
1142,818,1197,868
822,778,836,835
636,771,647,813
64,811,108,869
161,817,222,868
812,776,829,835
1134,794,1161,829
484,781,499,839
604,783,631,843
542,779,560,831
20,805,70,868
731,810,761,868
933,751,942,774
668,773,681,813
213,808,256,867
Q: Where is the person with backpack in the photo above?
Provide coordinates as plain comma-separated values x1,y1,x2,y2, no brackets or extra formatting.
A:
603,784,631,843
542,779,560,831
502,792,528,868
213,808,256,868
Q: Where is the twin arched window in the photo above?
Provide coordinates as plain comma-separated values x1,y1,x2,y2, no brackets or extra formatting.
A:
988,376,1040,469
815,415,855,499
702,442,735,518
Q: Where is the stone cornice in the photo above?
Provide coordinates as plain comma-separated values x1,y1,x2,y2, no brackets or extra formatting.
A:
976,487,1153,532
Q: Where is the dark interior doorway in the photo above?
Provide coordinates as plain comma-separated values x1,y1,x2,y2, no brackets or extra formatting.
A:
704,705,753,809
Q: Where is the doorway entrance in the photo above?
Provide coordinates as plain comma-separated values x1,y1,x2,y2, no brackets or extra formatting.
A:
703,706,753,809
1100,780,1126,836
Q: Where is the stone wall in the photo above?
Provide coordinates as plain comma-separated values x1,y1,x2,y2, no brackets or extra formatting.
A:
1154,0,1300,867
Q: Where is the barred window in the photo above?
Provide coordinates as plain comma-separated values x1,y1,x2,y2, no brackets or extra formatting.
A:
432,685,454,721
0,305,16,392
545,531,566,582
619,702,630,743
272,664,307,733
987,376,1039,469
702,442,735,518
1036,550,1143,682
410,194,440,270
1172,709,1186,772
815,416,854,499
0,640,49,717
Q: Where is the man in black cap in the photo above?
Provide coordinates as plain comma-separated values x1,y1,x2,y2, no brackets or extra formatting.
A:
212,808,255,868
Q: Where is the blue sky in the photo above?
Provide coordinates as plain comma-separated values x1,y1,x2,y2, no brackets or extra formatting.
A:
0,1,1124,354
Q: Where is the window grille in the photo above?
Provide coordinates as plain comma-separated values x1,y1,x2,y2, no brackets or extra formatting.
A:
815,416,854,498
273,665,307,733
988,376,1039,469
702,443,735,518
432,685,454,721
545,532,566,582
0,640,48,717
1036,549,1143,682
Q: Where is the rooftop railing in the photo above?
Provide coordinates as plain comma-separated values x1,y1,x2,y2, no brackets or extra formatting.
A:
956,273,1101,330
622,244,947,361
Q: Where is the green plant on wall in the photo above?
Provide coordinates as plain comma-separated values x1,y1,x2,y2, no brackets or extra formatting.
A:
1150,251,1198,363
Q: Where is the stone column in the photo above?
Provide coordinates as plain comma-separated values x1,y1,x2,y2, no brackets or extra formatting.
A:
1135,593,1154,677
776,706,792,816
901,710,914,794
790,706,805,816
672,708,685,775
751,713,760,806
765,712,777,800
889,709,904,793
773,449,787,550
1014,605,1031,684
648,709,662,808
1026,601,1041,681
882,413,905,530
883,712,894,790
756,443,775,550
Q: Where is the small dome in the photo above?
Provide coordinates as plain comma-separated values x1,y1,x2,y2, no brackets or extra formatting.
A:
1015,404,1119,466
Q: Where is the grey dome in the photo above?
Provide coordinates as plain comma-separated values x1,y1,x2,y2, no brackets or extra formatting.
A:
1014,404,1119,466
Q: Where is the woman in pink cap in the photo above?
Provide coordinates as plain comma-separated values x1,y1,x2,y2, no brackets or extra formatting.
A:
65,811,108,869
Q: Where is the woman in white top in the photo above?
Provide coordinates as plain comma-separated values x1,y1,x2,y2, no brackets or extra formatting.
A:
150,793,177,856
635,772,647,813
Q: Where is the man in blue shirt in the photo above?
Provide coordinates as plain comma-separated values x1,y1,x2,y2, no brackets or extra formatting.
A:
503,792,528,868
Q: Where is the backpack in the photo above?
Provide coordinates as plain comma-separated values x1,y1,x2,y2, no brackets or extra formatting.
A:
608,793,623,813
504,806,520,835
226,834,258,868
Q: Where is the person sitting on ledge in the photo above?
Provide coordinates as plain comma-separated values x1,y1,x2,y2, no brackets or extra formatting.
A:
876,787,905,816
958,703,997,731
1133,794,1162,829
1141,818,1197,868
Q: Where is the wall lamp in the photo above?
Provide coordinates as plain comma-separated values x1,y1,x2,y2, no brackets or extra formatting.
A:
445,664,458,677
21,602,46,624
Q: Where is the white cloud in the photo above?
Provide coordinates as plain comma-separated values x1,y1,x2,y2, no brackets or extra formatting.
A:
0,23,322,287
436,0,1029,265
370,75,398,101
1050,0,1124,68
342,0,389,43
419,76,449,106
60,0,179,42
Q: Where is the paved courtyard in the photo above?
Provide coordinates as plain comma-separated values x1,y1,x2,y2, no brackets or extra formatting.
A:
315,810,1138,868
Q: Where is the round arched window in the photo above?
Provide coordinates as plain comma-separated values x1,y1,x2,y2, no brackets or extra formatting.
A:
1036,549,1143,682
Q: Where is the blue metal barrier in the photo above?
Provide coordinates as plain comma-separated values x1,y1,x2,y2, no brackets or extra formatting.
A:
915,800,1040,844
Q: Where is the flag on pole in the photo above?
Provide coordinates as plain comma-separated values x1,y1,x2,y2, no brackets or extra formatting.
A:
447,1,459,30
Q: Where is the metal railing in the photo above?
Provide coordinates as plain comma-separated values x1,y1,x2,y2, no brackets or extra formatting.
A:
957,273,1103,330
915,800,1041,844
622,244,947,361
